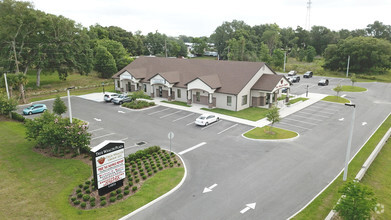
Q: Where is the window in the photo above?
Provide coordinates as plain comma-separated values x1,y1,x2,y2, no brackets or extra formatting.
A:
196,92,200,102
144,84,147,92
177,89,181,98
227,96,232,106
242,95,248,106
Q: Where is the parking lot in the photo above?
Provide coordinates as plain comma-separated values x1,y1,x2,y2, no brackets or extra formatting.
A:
285,74,352,95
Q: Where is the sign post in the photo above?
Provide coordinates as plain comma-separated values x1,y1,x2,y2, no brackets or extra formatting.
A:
91,140,125,196
168,132,174,153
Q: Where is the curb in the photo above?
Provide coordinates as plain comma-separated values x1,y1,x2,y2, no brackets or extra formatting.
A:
119,150,187,220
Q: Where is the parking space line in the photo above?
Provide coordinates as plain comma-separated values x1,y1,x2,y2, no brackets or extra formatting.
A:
148,108,169,115
297,112,329,118
173,113,195,122
178,142,206,155
186,121,195,126
201,120,222,130
310,105,341,111
302,109,335,115
282,118,317,125
217,124,238,135
91,133,115,140
278,122,311,130
291,114,323,122
120,137,128,141
90,128,103,132
160,110,182,118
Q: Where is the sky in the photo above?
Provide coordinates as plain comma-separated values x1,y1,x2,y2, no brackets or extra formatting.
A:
30,0,391,37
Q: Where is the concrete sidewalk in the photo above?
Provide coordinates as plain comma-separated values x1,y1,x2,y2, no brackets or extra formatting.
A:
144,92,327,128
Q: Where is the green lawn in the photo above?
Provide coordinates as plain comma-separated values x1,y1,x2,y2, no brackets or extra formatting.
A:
293,114,391,219
0,121,184,219
161,100,191,107
361,135,391,220
29,87,116,102
322,96,350,104
336,85,367,92
201,107,269,121
244,126,298,139
288,97,309,105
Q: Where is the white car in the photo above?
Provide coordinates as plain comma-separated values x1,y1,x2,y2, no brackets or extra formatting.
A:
195,114,219,126
288,70,297,76
104,93,120,102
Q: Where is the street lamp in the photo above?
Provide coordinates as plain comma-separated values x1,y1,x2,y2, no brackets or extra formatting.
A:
343,103,356,181
101,82,105,94
67,87,75,123
3,73,10,100
306,85,309,97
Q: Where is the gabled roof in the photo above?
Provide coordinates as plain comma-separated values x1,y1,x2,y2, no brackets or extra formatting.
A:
112,56,268,95
251,74,285,91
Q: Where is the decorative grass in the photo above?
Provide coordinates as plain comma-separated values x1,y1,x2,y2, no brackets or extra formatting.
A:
244,126,298,139
161,100,191,107
336,85,367,92
201,107,269,121
322,96,350,104
292,114,391,219
0,121,184,219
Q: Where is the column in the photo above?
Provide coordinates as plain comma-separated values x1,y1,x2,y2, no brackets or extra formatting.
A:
187,90,192,105
134,82,138,91
168,87,172,101
269,93,273,108
150,85,154,98
285,88,290,103
208,93,213,108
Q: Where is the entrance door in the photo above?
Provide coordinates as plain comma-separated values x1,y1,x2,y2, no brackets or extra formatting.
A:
159,86,163,97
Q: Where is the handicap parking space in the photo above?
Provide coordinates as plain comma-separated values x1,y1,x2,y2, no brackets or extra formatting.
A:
274,100,346,134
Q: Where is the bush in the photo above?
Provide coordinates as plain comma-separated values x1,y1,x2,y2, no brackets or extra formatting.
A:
85,189,91,194
148,171,152,176
83,194,90,201
76,189,81,193
80,202,86,208
128,182,133,186
125,186,129,190
124,190,130,195
90,197,96,202
11,112,25,122
117,194,123,200
53,96,67,115
100,196,106,201
90,201,95,207
109,197,116,203
177,163,181,167
122,100,155,109
116,189,122,194
128,177,133,182
153,169,157,173
73,200,81,205
77,193,83,198
83,185,89,190
71,197,76,202
159,166,163,170
132,186,138,192
135,178,140,183
100,200,107,206
79,184,83,188
110,192,116,197
133,171,138,175
85,180,91,185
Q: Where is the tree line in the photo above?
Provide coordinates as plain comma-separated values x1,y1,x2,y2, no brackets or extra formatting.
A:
1,0,391,103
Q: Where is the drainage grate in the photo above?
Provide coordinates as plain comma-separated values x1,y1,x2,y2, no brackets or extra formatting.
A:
136,141,146,146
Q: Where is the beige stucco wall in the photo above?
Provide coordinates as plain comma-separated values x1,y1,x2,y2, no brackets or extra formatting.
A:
214,93,236,111
187,79,215,94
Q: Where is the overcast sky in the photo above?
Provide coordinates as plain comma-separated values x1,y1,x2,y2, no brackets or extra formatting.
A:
30,0,390,37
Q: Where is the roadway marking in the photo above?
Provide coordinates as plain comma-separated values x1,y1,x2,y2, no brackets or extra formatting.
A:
290,115,323,122
217,124,238,134
173,113,195,122
341,94,346,98
120,137,128,141
201,120,222,130
301,109,335,115
297,112,329,118
362,122,367,126
240,203,256,214
278,122,311,130
118,110,125,113
282,118,317,125
186,121,195,126
339,118,344,121
148,108,169,115
94,118,102,122
89,128,103,132
178,142,206,155
203,183,218,193
91,133,115,140
160,110,181,118
310,105,341,111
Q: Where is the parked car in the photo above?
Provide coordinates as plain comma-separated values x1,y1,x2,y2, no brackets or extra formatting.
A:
195,114,219,126
104,93,120,102
23,104,47,115
286,77,294,83
303,71,313,78
287,76,300,83
288,70,297,76
112,95,133,105
282,88,288,93
318,79,329,86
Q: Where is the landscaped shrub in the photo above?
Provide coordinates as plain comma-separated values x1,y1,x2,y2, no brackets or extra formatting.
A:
90,201,96,207
132,186,137,192
133,171,138,175
177,163,181,167
11,112,25,122
117,194,123,200
109,197,116,203
129,182,133,186
77,193,83,198
110,192,116,197
83,194,90,201
90,197,95,202
159,166,163,170
79,184,83,188
85,180,91,185
80,202,86,208
100,200,107,206
170,162,174,167
124,190,130,195
76,189,81,193
83,185,89,190
135,178,140,183
128,177,133,182
116,189,122,194
100,196,106,201
142,175,147,180
71,197,76,202
153,169,157,173
85,189,91,194
125,186,129,190
122,100,155,109
148,171,152,176
73,200,81,205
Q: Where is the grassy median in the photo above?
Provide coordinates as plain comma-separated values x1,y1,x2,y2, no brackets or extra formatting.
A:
244,126,298,139
322,96,350,104
0,121,184,219
202,107,269,121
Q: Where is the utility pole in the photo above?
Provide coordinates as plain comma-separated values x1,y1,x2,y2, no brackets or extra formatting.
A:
346,55,350,78
343,103,356,181
283,52,287,72
305,0,312,31
4,73,10,99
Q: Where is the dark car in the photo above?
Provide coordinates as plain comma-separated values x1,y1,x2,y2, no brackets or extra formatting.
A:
303,71,313,78
318,79,329,86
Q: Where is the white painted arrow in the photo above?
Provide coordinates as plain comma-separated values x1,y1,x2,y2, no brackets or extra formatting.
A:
240,203,256,214
341,94,346,98
362,122,367,126
94,118,102,122
339,118,344,121
203,183,218,193
118,110,125,114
